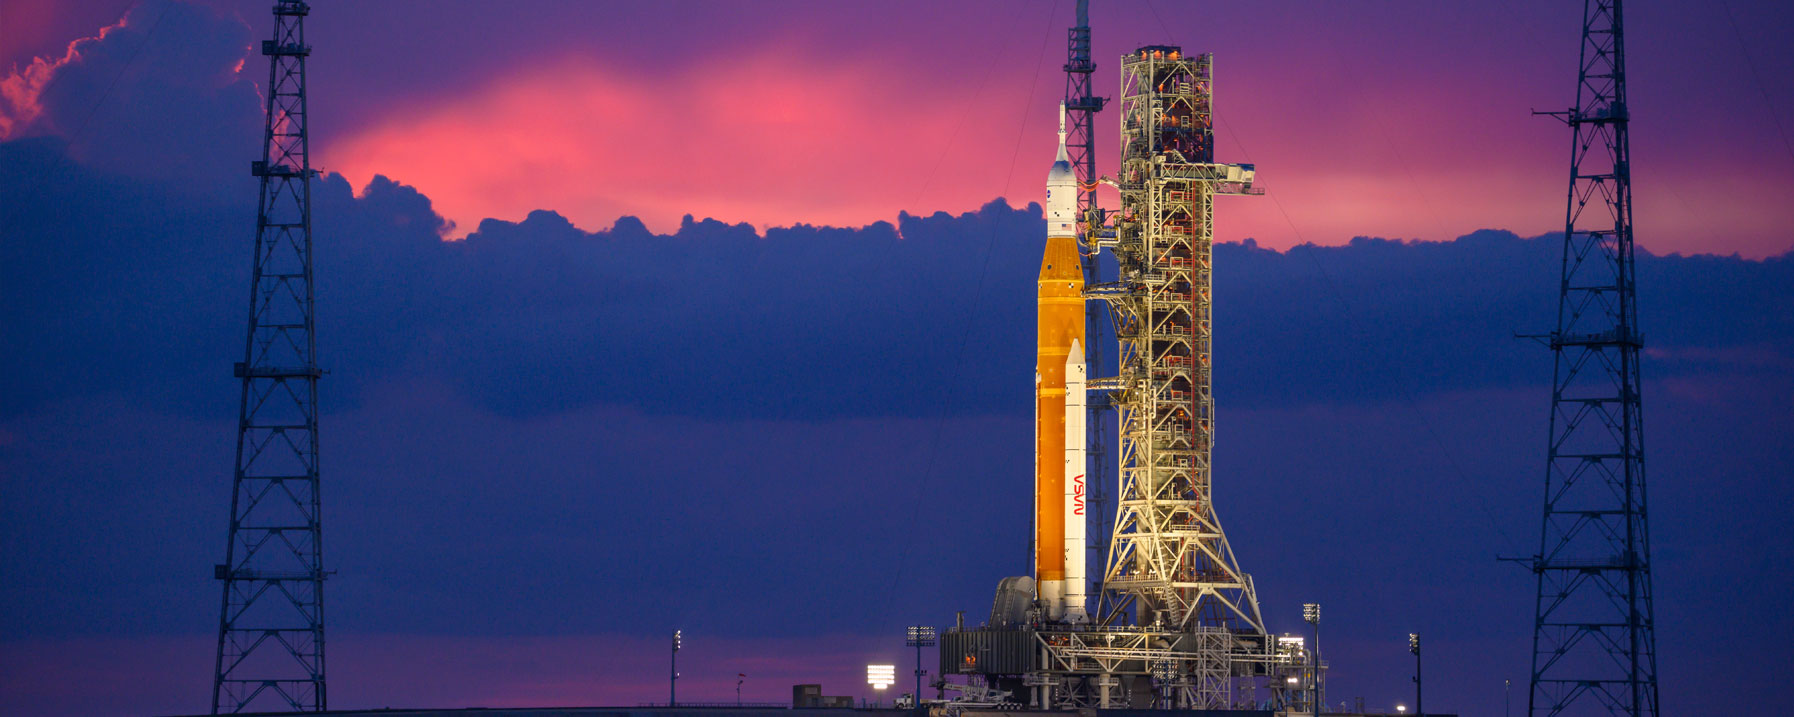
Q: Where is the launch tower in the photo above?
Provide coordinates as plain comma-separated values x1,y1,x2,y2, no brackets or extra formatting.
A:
942,45,1313,713
1098,47,1263,637
211,1,327,712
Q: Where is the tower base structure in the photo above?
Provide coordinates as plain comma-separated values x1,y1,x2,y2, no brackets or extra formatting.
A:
940,624,1320,713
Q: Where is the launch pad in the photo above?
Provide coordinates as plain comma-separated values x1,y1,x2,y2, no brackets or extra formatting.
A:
941,42,1319,715
939,623,1312,711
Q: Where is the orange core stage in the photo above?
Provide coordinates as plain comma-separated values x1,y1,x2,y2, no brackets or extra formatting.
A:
1035,233,1083,611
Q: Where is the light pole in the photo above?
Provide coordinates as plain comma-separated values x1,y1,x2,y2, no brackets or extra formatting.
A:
1505,678,1511,717
670,629,681,707
1303,604,1321,715
1409,632,1422,717
906,626,936,713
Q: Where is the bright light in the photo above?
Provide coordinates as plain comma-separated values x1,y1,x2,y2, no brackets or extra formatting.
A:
1409,632,1420,654
1397,705,1407,713
1286,676,1298,685
867,664,896,689
1303,603,1320,624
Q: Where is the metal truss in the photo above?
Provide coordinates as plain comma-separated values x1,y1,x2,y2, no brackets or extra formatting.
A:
1095,48,1263,645
1026,627,1307,710
212,1,326,712
1526,1,1657,715
1062,0,1112,604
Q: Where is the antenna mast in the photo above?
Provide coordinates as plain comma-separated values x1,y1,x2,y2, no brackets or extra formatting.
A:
1527,0,1658,714
211,1,327,711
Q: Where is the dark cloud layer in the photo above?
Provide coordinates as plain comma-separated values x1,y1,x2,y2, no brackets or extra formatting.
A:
5,128,1790,425
1,0,257,181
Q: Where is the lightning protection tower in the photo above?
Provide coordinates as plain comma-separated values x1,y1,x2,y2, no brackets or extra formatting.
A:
211,1,326,712
1526,0,1658,715
1062,0,1111,598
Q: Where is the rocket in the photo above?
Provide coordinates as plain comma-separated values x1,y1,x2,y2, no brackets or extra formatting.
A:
1036,104,1085,622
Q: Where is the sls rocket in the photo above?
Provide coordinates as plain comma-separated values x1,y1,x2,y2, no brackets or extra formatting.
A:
1036,105,1087,622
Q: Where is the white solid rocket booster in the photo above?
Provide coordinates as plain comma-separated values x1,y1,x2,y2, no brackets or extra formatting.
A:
1063,339,1089,623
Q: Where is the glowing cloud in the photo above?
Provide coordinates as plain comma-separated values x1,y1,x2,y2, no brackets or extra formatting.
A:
325,52,1011,238
0,13,130,139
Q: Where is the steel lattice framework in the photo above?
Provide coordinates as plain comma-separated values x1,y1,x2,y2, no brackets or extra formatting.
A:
1062,0,1110,603
212,1,326,712
1095,48,1263,638
1063,0,1104,224
1527,1,1658,715
944,46,1307,714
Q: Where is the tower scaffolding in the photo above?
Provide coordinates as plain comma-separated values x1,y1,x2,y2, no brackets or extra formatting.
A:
1095,47,1264,638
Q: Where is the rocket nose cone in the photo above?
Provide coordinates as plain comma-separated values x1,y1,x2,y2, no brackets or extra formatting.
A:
1067,339,1085,365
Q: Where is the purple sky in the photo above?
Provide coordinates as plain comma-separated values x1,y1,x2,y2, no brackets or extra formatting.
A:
7,0,1793,254
2,1,1792,716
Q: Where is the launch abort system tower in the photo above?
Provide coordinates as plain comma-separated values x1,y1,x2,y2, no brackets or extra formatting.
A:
942,46,1316,713
211,1,327,712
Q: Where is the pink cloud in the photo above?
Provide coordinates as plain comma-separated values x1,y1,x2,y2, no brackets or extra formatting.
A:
0,11,130,139
324,52,994,239
15,2,1792,256
326,42,1794,257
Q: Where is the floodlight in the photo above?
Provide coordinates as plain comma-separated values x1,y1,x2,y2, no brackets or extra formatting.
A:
868,664,896,689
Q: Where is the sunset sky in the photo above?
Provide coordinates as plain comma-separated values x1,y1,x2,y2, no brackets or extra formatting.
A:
7,0,1792,254
2,1,1791,716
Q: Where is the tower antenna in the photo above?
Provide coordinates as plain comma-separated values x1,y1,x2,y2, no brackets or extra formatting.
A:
1525,0,1658,714
211,1,327,711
